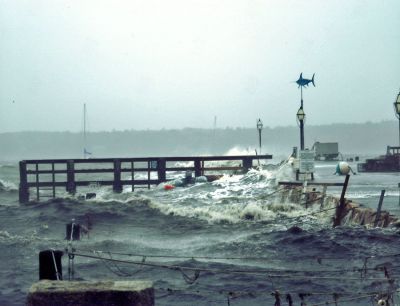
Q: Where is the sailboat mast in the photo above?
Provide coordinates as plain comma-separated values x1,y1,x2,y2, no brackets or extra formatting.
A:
83,103,87,159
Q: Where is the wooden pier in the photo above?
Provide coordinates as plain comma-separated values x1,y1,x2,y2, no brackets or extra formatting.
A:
19,155,272,203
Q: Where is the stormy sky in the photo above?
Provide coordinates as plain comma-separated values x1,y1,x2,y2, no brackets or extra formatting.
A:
0,0,399,132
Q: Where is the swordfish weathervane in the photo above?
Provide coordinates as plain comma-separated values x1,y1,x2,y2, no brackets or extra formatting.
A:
295,72,315,152
295,72,315,108
296,73,315,88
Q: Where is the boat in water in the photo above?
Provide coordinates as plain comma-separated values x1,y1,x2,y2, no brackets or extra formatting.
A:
357,145,400,172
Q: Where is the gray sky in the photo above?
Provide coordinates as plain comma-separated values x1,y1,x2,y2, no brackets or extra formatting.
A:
0,0,399,132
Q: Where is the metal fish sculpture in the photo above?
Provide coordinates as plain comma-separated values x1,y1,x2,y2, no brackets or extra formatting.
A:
296,73,315,88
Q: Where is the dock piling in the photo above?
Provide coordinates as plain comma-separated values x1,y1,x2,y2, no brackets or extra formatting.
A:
242,157,252,172
374,190,385,227
66,160,76,195
157,158,166,182
194,159,201,177
333,174,350,227
19,161,29,203
113,159,123,193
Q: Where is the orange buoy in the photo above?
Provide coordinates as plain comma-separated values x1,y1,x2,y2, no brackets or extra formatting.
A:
164,184,175,190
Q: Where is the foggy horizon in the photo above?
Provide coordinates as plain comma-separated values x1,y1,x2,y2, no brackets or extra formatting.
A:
1,1,399,133
0,118,398,134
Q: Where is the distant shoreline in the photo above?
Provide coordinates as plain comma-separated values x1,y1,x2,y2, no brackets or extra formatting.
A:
0,120,397,161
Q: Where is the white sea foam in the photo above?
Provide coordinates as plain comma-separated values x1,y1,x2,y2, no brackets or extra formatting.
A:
0,179,18,191
144,162,328,224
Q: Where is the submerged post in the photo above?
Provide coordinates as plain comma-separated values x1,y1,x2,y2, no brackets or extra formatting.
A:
66,160,76,195
374,190,385,227
157,158,166,182
194,159,201,177
242,157,252,172
113,159,122,193
19,161,29,203
333,174,350,227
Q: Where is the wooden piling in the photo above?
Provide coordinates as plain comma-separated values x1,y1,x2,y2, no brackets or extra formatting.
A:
66,160,76,195
398,183,400,206
374,190,385,227
333,174,350,227
194,159,201,177
113,159,123,193
320,185,327,208
242,157,252,172
19,161,29,203
157,158,166,182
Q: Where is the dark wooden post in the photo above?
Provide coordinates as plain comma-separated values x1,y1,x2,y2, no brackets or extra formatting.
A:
374,190,385,227
113,159,123,193
194,159,201,177
398,183,400,207
35,163,40,201
333,174,350,227
157,159,166,182
242,157,252,172
66,160,76,195
131,161,135,192
52,163,56,198
19,161,29,203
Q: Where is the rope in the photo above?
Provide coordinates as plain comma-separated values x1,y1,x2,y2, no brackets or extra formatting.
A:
70,252,392,281
73,247,400,275
94,250,147,277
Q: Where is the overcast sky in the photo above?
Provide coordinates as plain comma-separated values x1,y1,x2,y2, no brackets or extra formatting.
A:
0,0,399,132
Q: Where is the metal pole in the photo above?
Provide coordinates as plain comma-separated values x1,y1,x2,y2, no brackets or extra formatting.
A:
398,118,400,146
300,86,304,149
258,129,262,155
300,119,304,150
301,86,303,107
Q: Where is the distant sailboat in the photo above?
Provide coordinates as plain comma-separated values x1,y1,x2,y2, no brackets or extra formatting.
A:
83,103,92,159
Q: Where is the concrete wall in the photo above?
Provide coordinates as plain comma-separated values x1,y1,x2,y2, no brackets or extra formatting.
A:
27,280,154,306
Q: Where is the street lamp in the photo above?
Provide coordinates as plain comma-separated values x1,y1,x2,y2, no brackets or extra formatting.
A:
256,119,263,155
394,91,400,146
296,107,305,150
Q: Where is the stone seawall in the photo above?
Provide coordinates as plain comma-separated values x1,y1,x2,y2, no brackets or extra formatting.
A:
27,280,154,306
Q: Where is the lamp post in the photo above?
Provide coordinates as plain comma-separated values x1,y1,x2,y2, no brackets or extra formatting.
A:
296,107,305,150
256,119,263,155
394,91,400,146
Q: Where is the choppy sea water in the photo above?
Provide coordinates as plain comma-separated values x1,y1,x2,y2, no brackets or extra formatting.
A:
0,159,400,306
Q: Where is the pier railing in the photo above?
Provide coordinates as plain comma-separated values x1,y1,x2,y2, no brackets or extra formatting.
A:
19,155,272,203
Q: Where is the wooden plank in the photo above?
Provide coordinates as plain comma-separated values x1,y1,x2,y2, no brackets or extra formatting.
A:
278,181,345,187
27,180,160,188
27,170,68,174
22,154,272,164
